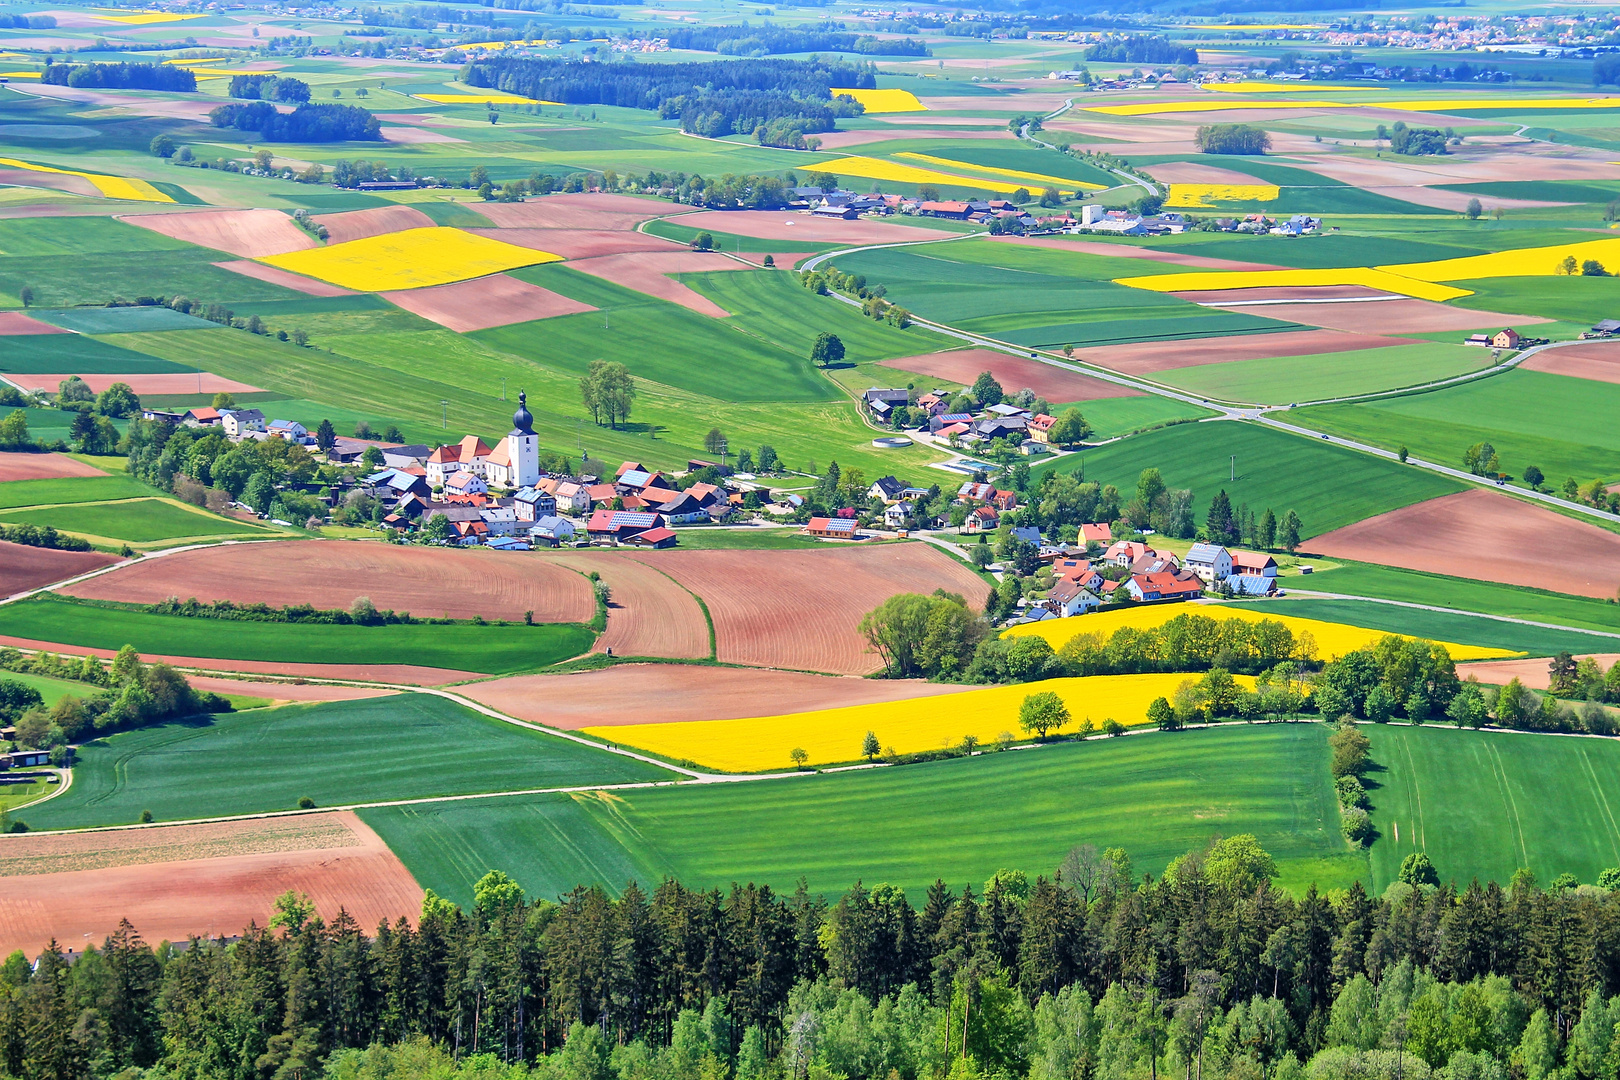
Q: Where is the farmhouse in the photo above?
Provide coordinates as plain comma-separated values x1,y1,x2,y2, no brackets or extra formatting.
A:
219,408,265,438
1185,542,1234,584
1079,523,1112,547
1126,570,1204,603
1491,328,1522,349
1046,576,1103,617
863,389,910,420
623,526,679,548
513,486,557,522
529,514,575,547
805,516,865,540
445,471,487,497
183,406,221,428
964,506,999,533
1028,414,1057,443
586,509,666,543
267,419,309,443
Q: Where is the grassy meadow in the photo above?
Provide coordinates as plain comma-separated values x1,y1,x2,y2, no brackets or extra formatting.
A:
22,693,675,830
0,498,270,544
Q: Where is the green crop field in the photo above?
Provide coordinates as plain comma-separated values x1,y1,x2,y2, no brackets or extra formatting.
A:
31,306,220,334
0,594,595,674
1295,370,1620,483
1444,277,1620,323
1159,341,1492,405
1364,724,1620,891
0,333,197,375
0,407,126,444
22,693,675,830
1045,420,1465,538
0,670,97,708
1284,563,1620,640
0,498,270,543
361,723,1361,907
0,474,156,510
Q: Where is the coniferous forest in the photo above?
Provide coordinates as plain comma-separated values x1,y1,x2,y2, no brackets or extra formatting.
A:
8,839,1620,1080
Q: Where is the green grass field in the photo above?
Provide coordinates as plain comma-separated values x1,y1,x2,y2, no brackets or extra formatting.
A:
0,594,595,674
1365,724,1620,891
1285,563,1620,640
1243,596,1620,656
1160,341,1491,405
0,499,269,543
22,693,675,830
0,407,126,444
1046,420,1465,538
30,306,220,334
0,475,156,510
0,670,96,707
0,333,197,375
1295,370,1620,483
360,723,1360,906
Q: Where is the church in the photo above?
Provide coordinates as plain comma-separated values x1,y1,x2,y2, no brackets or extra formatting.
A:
482,391,540,490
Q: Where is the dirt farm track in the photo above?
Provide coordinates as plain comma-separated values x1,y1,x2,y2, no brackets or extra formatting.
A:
0,812,422,957
64,539,598,623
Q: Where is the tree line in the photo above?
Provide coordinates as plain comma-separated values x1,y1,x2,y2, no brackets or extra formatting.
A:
13,832,1620,1080
227,74,312,103
1084,34,1199,64
42,61,194,91
1194,124,1271,156
209,102,382,143
662,23,928,56
0,644,230,776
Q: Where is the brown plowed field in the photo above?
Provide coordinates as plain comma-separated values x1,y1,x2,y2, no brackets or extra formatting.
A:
553,552,709,660
466,227,669,259
125,208,316,257
462,662,976,728
629,543,992,675
0,541,119,597
0,168,97,197
312,205,434,245
184,676,399,703
214,260,356,296
566,252,747,317
881,348,1142,402
1145,162,1269,185
1309,488,1620,599
0,311,69,335
468,193,664,231
0,636,477,683
670,210,943,245
1208,298,1550,335
64,539,597,622
0,812,421,957
1072,329,1409,376
988,235,1285,272
0,452,106,481
24,373,264,396
381,273,595,332
1521,341,1620,385
1455,655,1620,692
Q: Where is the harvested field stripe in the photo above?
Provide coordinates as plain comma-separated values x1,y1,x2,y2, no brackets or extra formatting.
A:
894,152,1105,191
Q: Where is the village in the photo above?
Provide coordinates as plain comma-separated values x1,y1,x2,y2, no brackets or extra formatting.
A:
140,384,1283,627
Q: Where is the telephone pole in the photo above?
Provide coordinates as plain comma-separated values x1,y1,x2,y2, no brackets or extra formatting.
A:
1230,454,1235,482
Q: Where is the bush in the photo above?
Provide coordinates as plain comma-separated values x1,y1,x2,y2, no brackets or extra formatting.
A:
1341,807,1373,845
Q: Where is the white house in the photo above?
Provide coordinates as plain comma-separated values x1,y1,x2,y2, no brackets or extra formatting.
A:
1046,577,1102,617
513,486,556,522
427,436,493,487
553,480,591,514
1185,543,1234,584
483,392,540,489
220,408,266,438
445,471,487,497
267,419,308,443
884,501,913,529
479,505,518,536
530,514,576,546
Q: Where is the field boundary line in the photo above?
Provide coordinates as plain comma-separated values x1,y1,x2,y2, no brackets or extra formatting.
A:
1486,741,1530,867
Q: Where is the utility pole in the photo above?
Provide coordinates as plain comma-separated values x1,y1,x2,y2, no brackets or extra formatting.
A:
501,378,506,401
1230,454,1235,482
440,400,448,429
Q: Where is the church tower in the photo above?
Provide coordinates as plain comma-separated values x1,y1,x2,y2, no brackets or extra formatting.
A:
507,390,539,488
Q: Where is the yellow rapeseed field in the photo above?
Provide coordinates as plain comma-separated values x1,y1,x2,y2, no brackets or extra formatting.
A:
1376,236,1620,282
831,88,927,113
415,92,559,105
257,227,561,291
1164,183,1280,208
584,673,1247,772
1089,99,1337,116
1001,603,1514,662
1206,81,1356,93
0,71,40,79
1092,94,1620,117
92,10,203,22
895,152,1105,192
0,157,172,204
1115,234,1620,301
817,155,1034,195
